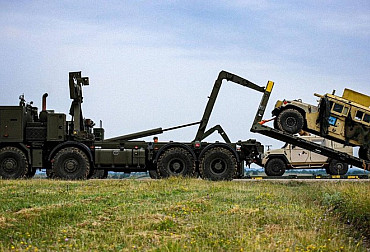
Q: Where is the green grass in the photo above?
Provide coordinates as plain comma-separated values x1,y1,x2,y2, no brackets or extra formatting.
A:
0,179,369,251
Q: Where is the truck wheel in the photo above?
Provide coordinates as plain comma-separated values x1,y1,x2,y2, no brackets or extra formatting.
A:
149,169,160,179
265,158,286,176
199,147,237,181
0,147,28,179
52,147,90,180
327,160,348,175
90,169,108,179
157,147,195,178
359,147,370,161
276,108,304,134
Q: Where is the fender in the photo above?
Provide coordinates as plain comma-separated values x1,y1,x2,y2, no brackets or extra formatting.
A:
276,104,306,118
199,142,240,163
0,143,32,165
154,142,196,163
48,141,94,163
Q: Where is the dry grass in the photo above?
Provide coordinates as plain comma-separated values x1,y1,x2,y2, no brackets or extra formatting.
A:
0,178,369,251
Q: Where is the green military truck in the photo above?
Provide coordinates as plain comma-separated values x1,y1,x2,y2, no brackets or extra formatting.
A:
0,71,268,180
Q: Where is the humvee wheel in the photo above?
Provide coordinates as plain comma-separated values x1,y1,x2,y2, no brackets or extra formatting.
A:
52,147,90,180
276,108,304,134
265,158,286,176
199,147,237,181
0,147,28,179
359,147,370,161
157,147,195,178
327,160,348,175
90,169,108,179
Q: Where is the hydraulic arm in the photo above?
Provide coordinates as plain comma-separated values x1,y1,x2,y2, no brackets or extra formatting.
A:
194,70,273,142
69,71,89,134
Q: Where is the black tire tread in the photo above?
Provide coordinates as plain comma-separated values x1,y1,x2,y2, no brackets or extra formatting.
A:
265,158,286,176
276,108,304,134
199,147,237,181
157,147,195,178
0,146,28,179
327,160,348,175
52,147,90,180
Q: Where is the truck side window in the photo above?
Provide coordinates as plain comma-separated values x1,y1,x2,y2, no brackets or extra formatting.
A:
355,110,364,121
342,106,349,115
364,114,370,123
333,103,343,113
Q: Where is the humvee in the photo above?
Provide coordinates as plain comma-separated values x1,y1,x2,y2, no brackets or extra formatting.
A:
261,136,353,176
272,89,370,161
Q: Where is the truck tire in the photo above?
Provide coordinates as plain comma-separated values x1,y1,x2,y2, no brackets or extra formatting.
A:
90,169,108,179
327,160,348,175
265,158,286,176
157,147,195,178
276,108,304,134
199,147,237,181
359,147,370,161
0,147,28,179
52,147,90,180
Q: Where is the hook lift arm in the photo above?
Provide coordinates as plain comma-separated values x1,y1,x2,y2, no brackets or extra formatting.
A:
193,70,273,142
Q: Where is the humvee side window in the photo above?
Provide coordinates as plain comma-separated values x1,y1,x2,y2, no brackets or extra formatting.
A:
364,114,370,123
329,101,333,109
355,110,364,121
332,103,343,113
343,107,349,115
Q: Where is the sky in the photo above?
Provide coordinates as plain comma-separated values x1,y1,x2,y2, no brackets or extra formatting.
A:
1,0,369,149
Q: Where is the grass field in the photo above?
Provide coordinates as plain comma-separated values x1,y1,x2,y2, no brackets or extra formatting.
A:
0,179,369,251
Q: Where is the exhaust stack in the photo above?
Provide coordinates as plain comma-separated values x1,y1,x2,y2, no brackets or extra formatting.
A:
42,93,48,111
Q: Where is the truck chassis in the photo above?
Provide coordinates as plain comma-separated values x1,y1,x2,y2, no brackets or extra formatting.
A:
0,71,266,180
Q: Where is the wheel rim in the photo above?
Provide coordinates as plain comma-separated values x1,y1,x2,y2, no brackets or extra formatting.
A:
210,159,227,174
1,158,17,173
272,164,281,173
286,116,297,127
64,158,79,173
335,163,344,173
168,158,185,174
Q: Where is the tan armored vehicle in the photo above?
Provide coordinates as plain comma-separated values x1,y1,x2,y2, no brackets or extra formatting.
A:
272,89,370,161
262,136,353,176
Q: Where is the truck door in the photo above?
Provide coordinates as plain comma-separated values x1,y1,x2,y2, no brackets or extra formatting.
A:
289,145,309,164
328,100,348,138
309,138,328,164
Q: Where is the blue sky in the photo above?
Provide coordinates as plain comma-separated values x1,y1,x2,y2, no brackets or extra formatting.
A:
0,1,369,147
